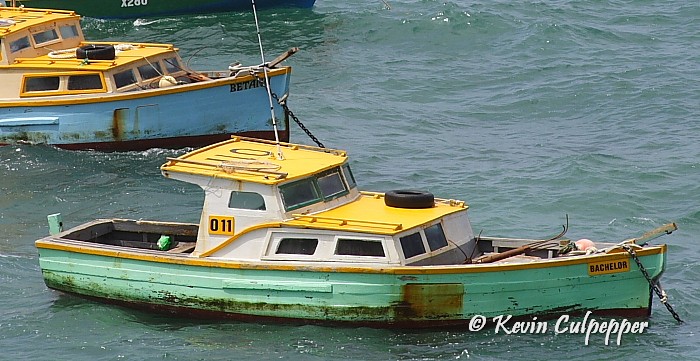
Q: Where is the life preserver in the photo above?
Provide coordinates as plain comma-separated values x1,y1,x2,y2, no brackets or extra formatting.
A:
384,190,434,209
76,44,116,60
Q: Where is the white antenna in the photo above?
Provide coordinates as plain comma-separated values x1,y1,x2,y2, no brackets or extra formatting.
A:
251,0,284,160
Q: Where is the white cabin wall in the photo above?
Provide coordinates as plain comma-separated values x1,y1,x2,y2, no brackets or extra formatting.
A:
206,228,271,260
192,177,287,256
392,210,476,266
0,72,23,98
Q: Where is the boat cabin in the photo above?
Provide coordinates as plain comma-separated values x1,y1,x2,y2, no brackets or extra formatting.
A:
0,7,211,101
160,137,478,266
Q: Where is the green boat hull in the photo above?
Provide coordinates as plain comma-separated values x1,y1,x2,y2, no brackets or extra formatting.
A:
19,0,316,19
37,246,664,327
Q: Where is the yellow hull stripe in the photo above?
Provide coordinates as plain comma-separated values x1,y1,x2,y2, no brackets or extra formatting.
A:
0,67,290,107
36,239,666,275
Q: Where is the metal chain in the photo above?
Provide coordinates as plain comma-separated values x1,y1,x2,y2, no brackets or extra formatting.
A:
250,72,325,148
621,244,683,324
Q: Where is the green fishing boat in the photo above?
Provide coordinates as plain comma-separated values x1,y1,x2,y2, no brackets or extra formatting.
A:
35,137,679,327
6,0,315,19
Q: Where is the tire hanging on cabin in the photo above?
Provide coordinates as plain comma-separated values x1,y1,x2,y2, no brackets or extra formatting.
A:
384,190,435,209
76,44,116,60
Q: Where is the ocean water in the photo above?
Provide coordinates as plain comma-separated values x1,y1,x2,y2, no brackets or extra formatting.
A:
1,0,699,359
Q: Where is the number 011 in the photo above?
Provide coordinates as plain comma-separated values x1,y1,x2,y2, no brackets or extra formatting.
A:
208,216,235,235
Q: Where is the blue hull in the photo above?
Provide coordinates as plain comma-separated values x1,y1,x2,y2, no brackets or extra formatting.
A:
0,72,291,151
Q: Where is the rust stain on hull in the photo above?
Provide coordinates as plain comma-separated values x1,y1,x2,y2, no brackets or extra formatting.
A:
43,273,652,329
112,108,128,141
398,283,464,319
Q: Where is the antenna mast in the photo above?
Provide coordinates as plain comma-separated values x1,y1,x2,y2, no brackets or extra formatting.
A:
251,0,284,160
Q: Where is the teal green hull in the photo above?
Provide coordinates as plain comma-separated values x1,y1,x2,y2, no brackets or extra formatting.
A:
19,0,316,19
38,247,664,326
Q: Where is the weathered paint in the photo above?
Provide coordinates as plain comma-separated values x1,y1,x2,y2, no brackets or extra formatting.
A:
0,72,292,150
36,244,663,327
0,7,294,151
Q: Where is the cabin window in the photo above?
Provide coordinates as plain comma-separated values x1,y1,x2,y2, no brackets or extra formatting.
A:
114,69,137,88
59,24,79,39
32,29,59,45
10,36,30,52
400,232,426,259
276,238,318,255
164,57,181,73
138,62,162,80
425,223,448,251
228,191,266,211
342,163,356,188
317,168,347,200
280,178,321,211
67,74,103,90
24,76,60,92
336,239,385,257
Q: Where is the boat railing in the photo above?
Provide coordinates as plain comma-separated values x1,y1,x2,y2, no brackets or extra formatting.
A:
291,214,403,231
165,157,288,179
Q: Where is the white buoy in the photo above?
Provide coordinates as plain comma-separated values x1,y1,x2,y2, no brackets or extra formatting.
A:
158,75,177,88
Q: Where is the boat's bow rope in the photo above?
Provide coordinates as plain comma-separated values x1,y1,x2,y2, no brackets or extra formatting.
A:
621,243,683,324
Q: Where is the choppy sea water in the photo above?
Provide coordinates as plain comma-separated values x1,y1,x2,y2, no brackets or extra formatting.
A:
1,0,699,359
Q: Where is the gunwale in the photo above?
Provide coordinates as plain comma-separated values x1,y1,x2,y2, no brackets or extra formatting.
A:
35,229,666,275
0,67,291,105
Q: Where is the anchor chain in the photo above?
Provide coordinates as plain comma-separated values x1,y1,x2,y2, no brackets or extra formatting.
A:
621,244,683,324
250,72,325,148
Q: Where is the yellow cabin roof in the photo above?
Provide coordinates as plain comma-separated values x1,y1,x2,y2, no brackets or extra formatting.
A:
286,192,467,235
5,42,178,71
161,137,349,185
0,7,79,36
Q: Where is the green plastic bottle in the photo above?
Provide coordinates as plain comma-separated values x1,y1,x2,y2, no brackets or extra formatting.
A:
157,235,171,250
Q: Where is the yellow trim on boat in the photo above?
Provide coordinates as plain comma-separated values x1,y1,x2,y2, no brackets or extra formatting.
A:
20,71,107,97
0,67,290,107
198,222,284,257
0,8,79,36
35,238,666,275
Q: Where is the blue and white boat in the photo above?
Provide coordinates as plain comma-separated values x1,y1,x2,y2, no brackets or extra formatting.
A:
0,7,294,151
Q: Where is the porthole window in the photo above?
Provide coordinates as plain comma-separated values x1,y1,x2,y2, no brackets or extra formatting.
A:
425,223,448,251
317,168,347,200
400,232,426,259
138,62,162,80
228,191,266,210
32,29,59,45
24,76,59,92
276,238,318,255
59,24,79,39
280,178,321,211
114,69,137,88
342,163,356,188
336,239,385,257
10,36,30,53
163,57,181,73
67,74,103,90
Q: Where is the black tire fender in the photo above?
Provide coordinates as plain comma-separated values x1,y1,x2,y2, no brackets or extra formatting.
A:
76,44,116,60
384,190,434,209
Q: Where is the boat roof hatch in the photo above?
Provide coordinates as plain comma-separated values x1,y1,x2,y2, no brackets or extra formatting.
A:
161,137,349,186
